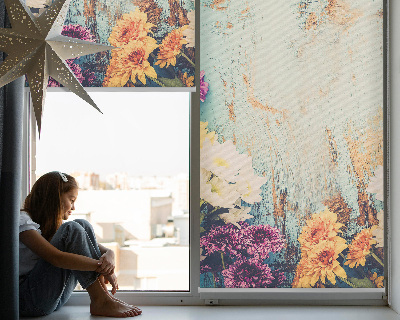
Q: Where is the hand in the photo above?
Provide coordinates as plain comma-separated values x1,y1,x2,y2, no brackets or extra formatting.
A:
104,273,119,295
96,250,115,276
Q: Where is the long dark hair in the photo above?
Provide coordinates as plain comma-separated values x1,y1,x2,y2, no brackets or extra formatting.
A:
22,171,78,241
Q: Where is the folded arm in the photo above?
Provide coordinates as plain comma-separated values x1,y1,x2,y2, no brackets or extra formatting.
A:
20,229,102,272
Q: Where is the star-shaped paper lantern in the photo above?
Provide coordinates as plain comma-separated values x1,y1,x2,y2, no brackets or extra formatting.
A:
0,0,114,133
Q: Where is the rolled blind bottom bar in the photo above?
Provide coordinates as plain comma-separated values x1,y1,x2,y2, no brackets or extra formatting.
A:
198,288,385,300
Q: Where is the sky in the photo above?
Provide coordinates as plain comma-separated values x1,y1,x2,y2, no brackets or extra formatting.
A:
35,91,190,177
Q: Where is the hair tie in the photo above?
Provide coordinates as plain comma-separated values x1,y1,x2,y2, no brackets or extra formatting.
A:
58,172,68,182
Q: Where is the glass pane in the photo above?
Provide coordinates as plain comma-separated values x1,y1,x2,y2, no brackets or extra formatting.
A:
200,0,384,289
34,92,190,291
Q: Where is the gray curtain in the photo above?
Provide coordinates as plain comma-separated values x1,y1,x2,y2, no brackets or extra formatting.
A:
0,0,25,318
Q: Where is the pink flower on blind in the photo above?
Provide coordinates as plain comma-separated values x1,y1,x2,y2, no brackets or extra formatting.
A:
200,224,242,256
241,224,285,260
222,257,274,288
200,70,209,102
61,24,96,42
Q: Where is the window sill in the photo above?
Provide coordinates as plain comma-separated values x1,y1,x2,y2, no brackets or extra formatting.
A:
66,289,387,306
21,305,399,320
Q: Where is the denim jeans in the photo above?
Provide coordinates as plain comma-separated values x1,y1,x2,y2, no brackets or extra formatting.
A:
19,219,101,317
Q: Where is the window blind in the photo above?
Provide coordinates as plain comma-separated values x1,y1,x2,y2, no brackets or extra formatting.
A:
27,0,195,88
200,0,384,289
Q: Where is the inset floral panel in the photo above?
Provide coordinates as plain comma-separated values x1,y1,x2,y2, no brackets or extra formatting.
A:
200,0,384,289
27,0,195,87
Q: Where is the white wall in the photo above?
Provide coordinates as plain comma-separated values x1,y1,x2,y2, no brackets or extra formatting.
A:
390,0,400,313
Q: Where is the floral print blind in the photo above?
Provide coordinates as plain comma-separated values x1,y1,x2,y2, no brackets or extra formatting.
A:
27,0,195,88
200,0,384,289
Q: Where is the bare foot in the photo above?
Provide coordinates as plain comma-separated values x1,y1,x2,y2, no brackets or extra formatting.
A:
90,295,140,318
98,276,142,315
105,291,142,315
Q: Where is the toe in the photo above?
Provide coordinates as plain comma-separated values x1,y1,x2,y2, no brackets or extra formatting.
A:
125,311,133,317
134,306,142,313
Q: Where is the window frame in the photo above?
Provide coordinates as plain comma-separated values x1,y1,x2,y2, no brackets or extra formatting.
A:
22,87,203,306
20,0,390,306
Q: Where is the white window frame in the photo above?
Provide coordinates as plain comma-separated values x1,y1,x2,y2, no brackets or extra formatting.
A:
22,87,202,306
20,0,392,306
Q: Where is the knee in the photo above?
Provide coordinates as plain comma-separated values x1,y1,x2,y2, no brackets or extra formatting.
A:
73,219,92,230
54,221,87,246
59,220,86,235
73,219,95,236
